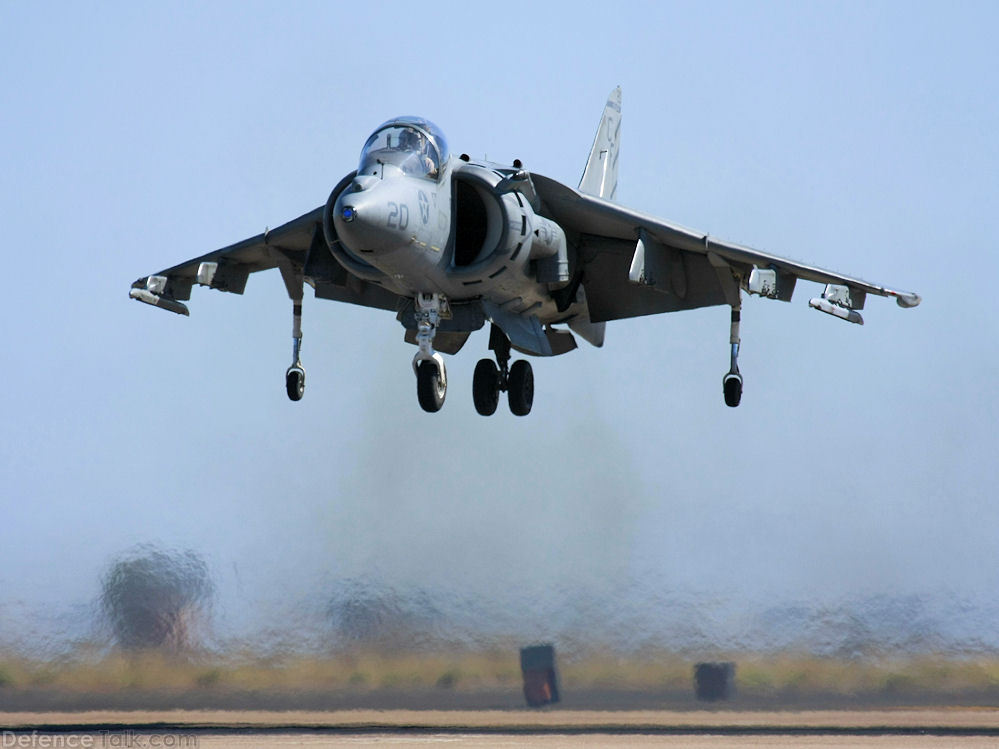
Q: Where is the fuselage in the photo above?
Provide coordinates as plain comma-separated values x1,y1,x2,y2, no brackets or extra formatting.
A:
329,117,574,327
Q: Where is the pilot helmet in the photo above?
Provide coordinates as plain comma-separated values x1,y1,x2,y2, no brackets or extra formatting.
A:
397,128,414,149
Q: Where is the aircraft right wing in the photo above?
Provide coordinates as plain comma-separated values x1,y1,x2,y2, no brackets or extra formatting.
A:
130,206,401,315
532,173,920,324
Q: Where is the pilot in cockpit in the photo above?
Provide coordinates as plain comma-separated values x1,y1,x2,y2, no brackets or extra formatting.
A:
399,128,438,179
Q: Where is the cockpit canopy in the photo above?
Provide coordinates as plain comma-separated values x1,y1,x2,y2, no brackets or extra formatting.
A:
358,117,449,181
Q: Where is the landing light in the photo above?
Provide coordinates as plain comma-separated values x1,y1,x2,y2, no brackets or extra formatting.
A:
341,206,356,222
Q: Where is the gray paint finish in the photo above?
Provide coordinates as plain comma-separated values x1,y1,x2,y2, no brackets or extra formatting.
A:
129,91,919,411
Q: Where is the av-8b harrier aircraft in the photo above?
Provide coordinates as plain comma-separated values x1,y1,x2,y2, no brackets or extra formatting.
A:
131,88,920,415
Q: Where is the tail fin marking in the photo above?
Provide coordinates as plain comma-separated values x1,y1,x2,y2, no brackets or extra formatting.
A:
578,86,622,201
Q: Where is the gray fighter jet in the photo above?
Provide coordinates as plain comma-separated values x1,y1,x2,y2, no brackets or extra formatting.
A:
130,88,920,415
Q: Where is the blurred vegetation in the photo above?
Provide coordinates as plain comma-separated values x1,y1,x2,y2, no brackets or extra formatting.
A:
100,546,213,652
2,648,999,701
325,580,442,651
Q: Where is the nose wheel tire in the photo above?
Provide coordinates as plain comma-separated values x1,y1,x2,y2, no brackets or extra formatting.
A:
417,360,447,412
286,367,305,401
508,360,534,416
723,372,743,408
473,359,501,416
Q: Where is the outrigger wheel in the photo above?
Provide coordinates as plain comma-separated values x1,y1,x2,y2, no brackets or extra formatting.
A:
286,366,305,401
722,372,743,408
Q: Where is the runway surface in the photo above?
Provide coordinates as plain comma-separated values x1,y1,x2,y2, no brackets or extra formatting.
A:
29,736,996,748
6,709,999,747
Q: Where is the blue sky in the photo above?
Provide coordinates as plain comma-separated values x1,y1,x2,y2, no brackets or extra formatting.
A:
1,2,997,651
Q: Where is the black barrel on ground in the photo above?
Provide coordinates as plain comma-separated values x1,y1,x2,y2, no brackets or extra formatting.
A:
520,644,559,707
694,662,735,701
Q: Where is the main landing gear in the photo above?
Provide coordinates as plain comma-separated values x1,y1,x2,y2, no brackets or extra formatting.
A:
473,324,533,417
722,304,743,407
410,299,532,416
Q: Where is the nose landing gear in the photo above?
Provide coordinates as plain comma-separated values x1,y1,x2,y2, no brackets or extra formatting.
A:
473,324,534,416
412,293,449,413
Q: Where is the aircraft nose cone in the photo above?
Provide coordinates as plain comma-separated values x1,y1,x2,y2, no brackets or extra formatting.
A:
333,186,390,253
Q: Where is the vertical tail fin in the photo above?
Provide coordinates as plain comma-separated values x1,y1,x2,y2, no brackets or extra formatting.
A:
578,86,622,200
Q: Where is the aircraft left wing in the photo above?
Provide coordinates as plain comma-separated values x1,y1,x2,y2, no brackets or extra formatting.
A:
532,173,921,324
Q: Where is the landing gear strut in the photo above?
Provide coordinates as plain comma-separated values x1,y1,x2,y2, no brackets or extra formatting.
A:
722,304,743,407
473,324,533,416
285,302,305,402
413,293,448,412
278,264,307,402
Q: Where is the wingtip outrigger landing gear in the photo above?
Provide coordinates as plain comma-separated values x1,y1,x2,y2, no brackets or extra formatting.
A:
473,324,534,416
412,293,448,413
285,301,306,402
279,265,306,402
722,305,743,407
